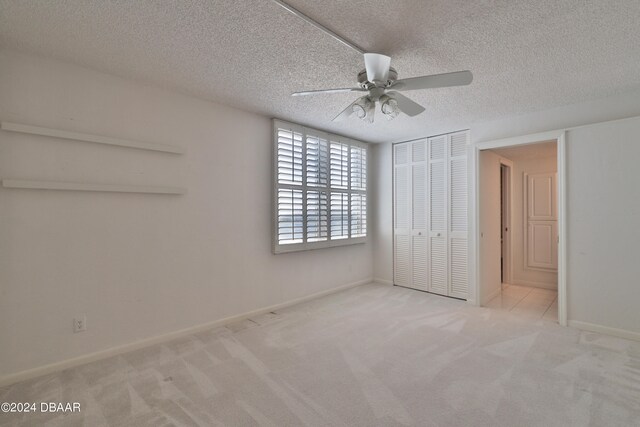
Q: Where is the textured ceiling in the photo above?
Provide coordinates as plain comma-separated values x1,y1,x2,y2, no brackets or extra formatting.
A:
1,0,639,143
491,140,557,161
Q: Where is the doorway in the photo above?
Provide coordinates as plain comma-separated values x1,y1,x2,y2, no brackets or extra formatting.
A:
477,138,562,322
499,161,512,287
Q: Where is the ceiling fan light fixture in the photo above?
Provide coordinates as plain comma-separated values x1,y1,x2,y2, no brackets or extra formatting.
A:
352,96,373,120
380,94,400,120
291,50,471,124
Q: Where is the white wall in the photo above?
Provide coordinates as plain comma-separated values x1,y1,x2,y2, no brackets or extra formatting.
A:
373,89,640,336
566,117,640,334
0,50,373,380
371,143,393,284
510,155,557,289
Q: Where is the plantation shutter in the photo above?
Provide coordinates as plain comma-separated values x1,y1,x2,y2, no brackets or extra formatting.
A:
306,132,329,242
330,140,349,239
307,190,328,242
350,145,367,238
277,126,304,245
273,120,367,253
306,134,329,187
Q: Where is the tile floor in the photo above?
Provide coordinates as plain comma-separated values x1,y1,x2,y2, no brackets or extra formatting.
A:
485,284,558,321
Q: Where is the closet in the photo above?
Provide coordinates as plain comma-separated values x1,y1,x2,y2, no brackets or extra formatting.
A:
393,131,469,299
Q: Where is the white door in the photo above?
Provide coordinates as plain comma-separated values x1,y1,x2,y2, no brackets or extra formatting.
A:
394,132,469,300
428,135,448,296
394,143,411,287
394,140,429,290
448,132,469,299
411,140,428,291
526,173,558,271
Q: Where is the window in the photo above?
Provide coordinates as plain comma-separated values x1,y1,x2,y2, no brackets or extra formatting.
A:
274,120,367,253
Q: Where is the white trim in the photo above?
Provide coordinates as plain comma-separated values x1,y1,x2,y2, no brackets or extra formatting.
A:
0,278,374,388
569,320,640,343
474,114,640,149
1,121,185,154
373,277,394,286
2,179,186,195
275,237,367,254
475,130,559,150
557,132,567,326
472,130,567,326
510,279,557,290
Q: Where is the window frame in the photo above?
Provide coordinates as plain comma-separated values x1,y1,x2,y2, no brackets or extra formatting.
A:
273,119,368,254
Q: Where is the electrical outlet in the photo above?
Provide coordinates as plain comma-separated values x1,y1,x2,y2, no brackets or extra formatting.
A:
73,316,87,333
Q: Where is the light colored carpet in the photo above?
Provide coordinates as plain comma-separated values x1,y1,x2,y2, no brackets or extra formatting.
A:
1,283,639,426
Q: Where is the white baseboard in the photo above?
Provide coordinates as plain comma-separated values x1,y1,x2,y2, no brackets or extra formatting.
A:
511,279,557,290
0,278,373,388
568,320,640,343
373,277,393,286
481,287,502,306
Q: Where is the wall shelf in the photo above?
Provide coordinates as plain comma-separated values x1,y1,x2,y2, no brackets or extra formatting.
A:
0,121,185,154
2,179,186,195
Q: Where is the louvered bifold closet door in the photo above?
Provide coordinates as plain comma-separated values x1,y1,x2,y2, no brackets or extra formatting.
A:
428,135,448,296
393,143,412,288
410,140,428,291
448,132,469,299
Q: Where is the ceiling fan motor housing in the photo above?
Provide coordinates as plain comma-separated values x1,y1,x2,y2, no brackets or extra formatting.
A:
358,67,398,89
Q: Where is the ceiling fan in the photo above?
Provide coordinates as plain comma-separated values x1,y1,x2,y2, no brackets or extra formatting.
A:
292,53,473,123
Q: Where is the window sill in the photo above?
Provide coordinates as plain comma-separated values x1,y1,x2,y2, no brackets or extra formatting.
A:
273,236,367,254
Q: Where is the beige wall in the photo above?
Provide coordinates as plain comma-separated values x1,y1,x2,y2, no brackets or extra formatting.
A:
478,150,502,303
566,118,640,334
371,143,393,284
0,50,373,380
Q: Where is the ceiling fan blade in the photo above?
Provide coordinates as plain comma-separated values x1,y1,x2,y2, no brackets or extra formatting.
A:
292,87,365,96
332,99,358,122
364,53,391,82
387,91,426,117
392,70,473,91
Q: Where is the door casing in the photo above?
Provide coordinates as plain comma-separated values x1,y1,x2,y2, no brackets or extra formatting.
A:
470,130,567,326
